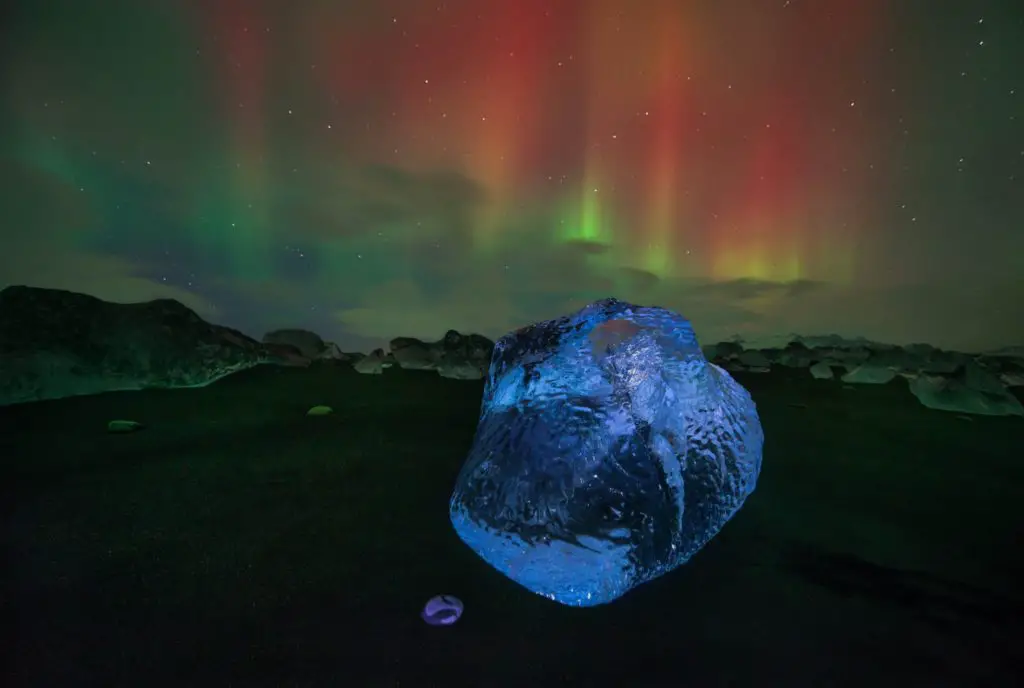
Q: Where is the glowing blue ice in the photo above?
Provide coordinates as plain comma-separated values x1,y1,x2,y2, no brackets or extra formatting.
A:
449,298,764,606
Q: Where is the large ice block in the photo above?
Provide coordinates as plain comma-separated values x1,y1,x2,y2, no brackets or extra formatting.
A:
449,298,764,606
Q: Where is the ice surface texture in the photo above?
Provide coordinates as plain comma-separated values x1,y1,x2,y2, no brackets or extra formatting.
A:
449,298,764,606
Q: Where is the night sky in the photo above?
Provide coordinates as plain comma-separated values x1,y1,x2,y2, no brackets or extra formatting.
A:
2,0,1021,353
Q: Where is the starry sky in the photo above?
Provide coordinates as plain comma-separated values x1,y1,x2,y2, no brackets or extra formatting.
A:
1,0,1022,353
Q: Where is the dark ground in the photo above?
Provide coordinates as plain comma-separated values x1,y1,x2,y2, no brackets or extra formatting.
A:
2,363,1023,687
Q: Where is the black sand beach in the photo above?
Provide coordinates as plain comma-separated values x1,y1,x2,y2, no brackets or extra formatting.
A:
3,363,1023,686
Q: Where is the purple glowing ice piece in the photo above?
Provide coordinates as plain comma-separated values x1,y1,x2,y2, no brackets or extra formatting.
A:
421,594,464,626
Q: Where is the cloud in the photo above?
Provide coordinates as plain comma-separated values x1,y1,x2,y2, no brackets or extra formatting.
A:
684,277,826,302
327,211,628,342
561,239,612,256
0,157,219,317
278,163,486,244
643,277,1024,352
6,151,1021,355
618,267,661,293
2,249,219,318
334,278,525,341
771,279,1024,352
307,169,832,347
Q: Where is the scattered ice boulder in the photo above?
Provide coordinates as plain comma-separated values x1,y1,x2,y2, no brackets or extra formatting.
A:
809,362,834,380
841,364,897,385
909,374,1024,417
975,352,1024,388
449,298,764,607
389,336,440,370
421,595,464,626
353,348,389,375
262,328,326,360
708,341,744,362
389,330,493,379
776,345,813,368
737,349,771,371
1000,371,1024,388
0,285,272,406
107,419,143,433
261,342,311,367
914,349,969,375
438,359,488,380
262,329,357,363
964,360,1014,395
791,334,883,350
818,347,871,369
660,332,1023,416
319,341,349,361
700,343,719,361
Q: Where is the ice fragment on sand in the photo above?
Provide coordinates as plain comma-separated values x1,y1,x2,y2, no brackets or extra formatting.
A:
449,298,764,606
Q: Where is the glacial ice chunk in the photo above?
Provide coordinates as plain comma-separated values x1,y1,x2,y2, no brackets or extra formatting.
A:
448,298,764,606
421,594,464,626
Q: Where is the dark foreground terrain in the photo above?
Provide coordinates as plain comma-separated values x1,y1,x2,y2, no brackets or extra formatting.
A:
2,364,1023,686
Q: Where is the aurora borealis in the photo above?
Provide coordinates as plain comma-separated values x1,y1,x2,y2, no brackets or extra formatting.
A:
1,0,1022,352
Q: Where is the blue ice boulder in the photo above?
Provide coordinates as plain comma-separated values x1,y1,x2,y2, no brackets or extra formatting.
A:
449,298,764,606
